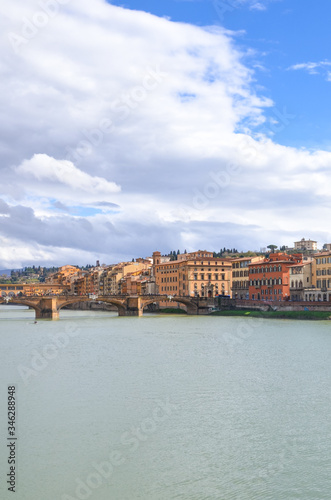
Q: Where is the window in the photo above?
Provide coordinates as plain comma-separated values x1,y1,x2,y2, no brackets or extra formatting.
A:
222,274,225,280
201,274,204,280
215,274,218,280
208,274,212,280
194,274,197,280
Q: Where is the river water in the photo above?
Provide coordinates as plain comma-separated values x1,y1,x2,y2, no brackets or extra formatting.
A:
1,305,331,500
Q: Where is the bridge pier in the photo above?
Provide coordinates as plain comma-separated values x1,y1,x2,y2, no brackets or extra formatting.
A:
35,298,59,320
124,297,143,317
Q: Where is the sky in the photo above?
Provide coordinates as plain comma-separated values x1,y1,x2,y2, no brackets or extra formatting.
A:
1,0,331,268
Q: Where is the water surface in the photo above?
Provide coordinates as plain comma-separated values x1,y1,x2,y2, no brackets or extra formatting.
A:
0,305,331,500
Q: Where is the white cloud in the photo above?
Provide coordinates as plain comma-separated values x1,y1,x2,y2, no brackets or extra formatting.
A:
288,61,331,81
249,3,267,11
15,154,120,206
0,0,330,267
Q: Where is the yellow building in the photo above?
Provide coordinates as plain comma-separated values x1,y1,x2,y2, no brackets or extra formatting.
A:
153,251,232,298
46,265,81,286
100,261,151,295
0,283,67,297
304,252,331,301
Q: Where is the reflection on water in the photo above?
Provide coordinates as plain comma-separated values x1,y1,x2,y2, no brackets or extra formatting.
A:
1,305,331,500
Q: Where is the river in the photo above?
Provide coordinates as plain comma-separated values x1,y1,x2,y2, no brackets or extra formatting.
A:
1,305,331,500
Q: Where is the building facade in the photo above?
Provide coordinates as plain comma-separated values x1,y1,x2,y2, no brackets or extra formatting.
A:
231,256,261,299
248,253,303,301
294,238,317,252
303,252,331,301
289,260,313,301
154,252,232,298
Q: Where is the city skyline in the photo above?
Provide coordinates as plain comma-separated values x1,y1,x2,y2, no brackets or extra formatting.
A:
1,0,331,268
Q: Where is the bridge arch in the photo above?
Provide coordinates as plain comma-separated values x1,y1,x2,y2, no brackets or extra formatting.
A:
0,297,41,316
57,297,127,316
140,296,198,315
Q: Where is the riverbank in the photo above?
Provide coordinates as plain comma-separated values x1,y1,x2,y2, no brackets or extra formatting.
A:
210,310,331,320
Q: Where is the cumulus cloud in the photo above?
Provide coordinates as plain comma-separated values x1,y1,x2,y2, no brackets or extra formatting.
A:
0,0,330,267
15,154,120,204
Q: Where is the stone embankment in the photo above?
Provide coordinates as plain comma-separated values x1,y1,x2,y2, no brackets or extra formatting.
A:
234,299,331,312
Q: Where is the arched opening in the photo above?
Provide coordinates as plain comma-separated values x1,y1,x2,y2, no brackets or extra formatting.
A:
58,298,127,317
141,297,197,315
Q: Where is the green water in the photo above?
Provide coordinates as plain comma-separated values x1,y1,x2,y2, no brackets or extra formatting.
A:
1,305,331,500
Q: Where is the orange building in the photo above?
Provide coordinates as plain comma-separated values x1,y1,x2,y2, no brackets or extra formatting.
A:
46,265,81,286
248,253,303,301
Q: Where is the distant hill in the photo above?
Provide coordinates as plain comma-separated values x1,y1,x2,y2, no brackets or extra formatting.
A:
0,269,22,277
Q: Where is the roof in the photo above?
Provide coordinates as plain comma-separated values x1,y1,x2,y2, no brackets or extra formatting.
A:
231,256,260,262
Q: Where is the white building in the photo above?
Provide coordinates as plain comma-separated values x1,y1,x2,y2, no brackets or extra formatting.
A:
294,238,317,251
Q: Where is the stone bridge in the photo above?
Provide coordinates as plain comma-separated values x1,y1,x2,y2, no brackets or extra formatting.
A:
0,294,216,319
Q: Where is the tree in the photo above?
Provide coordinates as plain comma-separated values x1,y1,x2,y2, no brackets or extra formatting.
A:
267,245,278,253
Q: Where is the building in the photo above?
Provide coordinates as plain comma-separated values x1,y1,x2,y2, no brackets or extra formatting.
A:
100,261,151,295
45,265,81,286
119,269,152,295
231,256,261,299
248,253,303,301
153,251,232,298
176,250,214,262
0,283,68,297
294,238,317,252
304,252,331,302
289,260,313,301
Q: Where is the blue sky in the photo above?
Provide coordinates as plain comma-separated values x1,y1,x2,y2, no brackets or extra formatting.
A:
1,0,331,267
110,0,331,150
